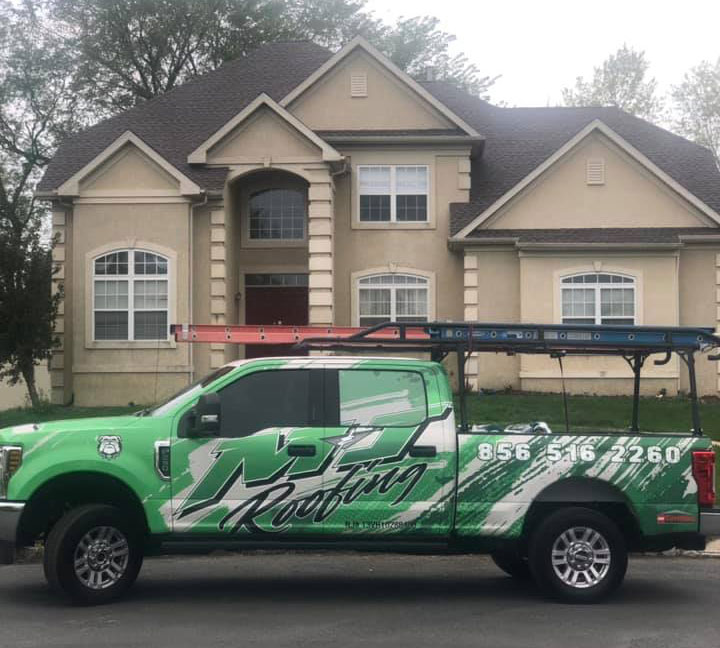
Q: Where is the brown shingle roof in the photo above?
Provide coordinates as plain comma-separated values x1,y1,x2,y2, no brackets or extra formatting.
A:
38,41,334,193
422,81,720,235
39,42,720,244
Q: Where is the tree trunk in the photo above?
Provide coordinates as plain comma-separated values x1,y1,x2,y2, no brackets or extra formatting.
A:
21,364,40,409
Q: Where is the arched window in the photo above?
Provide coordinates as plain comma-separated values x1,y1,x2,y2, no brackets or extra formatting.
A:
93,249,169,340
357,274,429,327
249,188,306,240
561,272,635,325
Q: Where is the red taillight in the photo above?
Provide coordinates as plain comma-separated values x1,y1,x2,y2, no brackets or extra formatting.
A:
692,450,716,508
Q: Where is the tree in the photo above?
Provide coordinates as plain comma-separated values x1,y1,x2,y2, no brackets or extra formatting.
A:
0,0,79,407
50,0,495,113
370,16,498,100
672,59,720,167
562,45,661,121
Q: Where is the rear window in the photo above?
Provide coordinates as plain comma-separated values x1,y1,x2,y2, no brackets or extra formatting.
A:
338,369,427,427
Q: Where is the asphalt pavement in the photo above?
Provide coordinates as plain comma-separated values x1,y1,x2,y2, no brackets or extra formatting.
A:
0,552,718,648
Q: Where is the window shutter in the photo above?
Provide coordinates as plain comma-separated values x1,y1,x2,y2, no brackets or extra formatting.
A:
350,73,367,97
586,158,605,185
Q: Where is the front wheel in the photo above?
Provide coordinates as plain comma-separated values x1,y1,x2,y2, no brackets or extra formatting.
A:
528,507,627,603
44,504,144,605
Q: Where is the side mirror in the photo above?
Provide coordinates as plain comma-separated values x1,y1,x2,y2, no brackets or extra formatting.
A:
189,393,221,437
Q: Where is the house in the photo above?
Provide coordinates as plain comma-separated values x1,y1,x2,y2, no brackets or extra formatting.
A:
37,37,720,407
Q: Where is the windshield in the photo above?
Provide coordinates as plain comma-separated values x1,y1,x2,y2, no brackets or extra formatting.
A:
142,366,234,417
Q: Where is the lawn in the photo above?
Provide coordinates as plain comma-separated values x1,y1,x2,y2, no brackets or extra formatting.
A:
461,392,720,442
2,392,719,441
0,404,138,428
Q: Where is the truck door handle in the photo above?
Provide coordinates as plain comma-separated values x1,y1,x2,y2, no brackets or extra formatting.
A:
409,445,436,457
288,444,316,457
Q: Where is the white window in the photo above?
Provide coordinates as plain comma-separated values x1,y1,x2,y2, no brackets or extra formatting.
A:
358,165,428,222
561,273,635,325
249,188,306,240
358,274,429,326
93,250,169,341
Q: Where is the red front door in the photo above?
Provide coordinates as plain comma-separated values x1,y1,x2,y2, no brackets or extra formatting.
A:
244,275,309,358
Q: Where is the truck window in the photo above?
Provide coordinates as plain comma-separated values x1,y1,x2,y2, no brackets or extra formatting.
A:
218,369,312,437
338,369,427,427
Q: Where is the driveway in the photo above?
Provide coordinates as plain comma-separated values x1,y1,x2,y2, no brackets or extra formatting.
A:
1,553,718,648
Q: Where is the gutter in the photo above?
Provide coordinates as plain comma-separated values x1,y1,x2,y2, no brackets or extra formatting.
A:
321,135,483,144
448,237,684,251
678,234,720,243
322,134,484,157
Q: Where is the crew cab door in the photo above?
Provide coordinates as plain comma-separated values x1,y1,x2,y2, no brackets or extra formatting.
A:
319,366,456,537
170,367,333,537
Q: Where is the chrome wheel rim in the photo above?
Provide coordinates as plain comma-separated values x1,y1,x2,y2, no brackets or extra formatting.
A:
551,526,611,589
73,526,129,590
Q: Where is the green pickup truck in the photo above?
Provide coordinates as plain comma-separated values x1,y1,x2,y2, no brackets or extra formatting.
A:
0,323,718,605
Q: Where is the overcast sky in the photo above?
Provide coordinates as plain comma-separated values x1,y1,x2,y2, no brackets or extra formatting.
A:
367,0,720,107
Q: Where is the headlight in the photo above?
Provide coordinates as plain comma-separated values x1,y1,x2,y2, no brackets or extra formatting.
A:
0,446,23,499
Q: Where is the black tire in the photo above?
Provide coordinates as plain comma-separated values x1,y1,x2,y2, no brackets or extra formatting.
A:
491,548,532,580
43,504,144,605
0,541,15,565
528,507,627,603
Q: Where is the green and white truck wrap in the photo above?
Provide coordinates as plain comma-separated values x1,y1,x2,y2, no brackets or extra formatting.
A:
0,355,717,604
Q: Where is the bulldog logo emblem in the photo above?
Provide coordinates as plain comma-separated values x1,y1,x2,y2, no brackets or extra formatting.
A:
97,435,122,460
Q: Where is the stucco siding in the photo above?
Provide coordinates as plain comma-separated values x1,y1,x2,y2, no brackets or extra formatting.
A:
79,144,180,195
207,107,322,164
288,50,454,131
332,149,466,327
0,363,50,411
518,253,680,395
678,246,720,396
486,132,712,230
71,202,192,406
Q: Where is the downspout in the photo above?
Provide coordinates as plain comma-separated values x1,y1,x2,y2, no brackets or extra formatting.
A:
188,192,208,382
330,158,349,178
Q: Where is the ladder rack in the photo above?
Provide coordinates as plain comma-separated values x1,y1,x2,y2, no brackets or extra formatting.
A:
170,321,720,436
171,321,720,354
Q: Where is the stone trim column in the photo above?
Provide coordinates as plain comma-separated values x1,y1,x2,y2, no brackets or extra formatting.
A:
463,251,479,392
210,208,227,369
307,169,334,326
50,210,69,404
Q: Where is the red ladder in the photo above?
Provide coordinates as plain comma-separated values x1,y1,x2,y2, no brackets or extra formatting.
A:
171,323,431,345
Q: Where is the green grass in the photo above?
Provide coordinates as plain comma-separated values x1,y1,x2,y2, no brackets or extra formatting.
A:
0,404,139,428
460,392,720,442
4,392,718,440
3,392,720,440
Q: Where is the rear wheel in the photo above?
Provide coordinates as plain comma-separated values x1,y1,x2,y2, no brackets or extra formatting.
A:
44,504,144,605
528,507,627,603
491,548,532,580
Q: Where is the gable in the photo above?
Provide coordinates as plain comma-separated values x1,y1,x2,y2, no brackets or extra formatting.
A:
286,49,456,132
483,131,716,231
206,105,323,164
79,143,181,196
